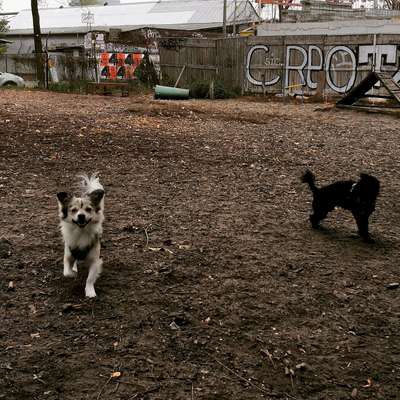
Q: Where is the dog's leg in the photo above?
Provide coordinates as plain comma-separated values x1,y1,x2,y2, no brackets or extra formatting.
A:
63,246,77,278
310,205,328,229
310,214,320,228
72,261,78,273
309,195,328,228
353,212,374,243
85,244,102,298
85,259,102,298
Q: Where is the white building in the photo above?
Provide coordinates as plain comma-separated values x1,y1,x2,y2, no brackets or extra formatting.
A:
6,0,260,54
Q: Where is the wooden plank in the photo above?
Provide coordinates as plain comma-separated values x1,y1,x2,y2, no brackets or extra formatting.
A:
337,104,400,116
86,82,129,96
160,63,217,70
337,72,379,105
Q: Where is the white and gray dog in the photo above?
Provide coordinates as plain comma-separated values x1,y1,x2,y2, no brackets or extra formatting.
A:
57,174,105,297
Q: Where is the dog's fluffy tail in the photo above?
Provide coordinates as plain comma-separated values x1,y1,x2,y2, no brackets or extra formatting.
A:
79,173,104,195
301,169,318,193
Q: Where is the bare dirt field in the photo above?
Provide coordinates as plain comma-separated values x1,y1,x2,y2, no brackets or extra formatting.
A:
0,89,399,400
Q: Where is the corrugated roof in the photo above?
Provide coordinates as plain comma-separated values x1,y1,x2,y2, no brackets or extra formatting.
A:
8,0,259,35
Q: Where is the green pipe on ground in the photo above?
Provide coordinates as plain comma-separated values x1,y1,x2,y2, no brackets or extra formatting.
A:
154,85,190,100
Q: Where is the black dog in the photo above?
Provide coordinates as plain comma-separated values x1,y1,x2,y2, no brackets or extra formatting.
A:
302,170,380,243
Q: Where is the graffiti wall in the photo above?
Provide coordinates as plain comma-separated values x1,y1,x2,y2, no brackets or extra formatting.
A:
99,52,144,80
158,35,400,97
245,36,400,95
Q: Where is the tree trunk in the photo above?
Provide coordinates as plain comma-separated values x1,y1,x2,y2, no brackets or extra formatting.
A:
31,0,45,87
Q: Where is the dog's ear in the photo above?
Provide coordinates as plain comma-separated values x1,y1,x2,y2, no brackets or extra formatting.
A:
57,192,71,204
57,192,72,219
89,189,104,210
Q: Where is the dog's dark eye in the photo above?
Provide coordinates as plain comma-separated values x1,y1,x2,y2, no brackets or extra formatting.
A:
71,208,78,213
85,207,92,213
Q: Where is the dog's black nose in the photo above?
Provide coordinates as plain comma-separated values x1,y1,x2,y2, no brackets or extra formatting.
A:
77,214,86,223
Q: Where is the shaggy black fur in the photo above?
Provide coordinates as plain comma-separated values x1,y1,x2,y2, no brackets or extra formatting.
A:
301,170,380,243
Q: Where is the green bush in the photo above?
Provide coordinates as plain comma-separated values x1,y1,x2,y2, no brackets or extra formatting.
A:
214,80,241,99
189,79,241,99
189,80,209,99
134,52,159,87
160,73,175,87
48,80,88,93
127,79,153,94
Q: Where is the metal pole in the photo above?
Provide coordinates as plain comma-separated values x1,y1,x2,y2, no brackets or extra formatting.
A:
372,33,377,72
233,0,237,36
223,0,227,37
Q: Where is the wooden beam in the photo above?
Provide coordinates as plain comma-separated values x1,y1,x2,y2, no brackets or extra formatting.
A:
160,63,218,71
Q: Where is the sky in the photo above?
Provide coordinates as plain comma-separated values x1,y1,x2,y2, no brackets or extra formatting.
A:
2,1,68,12
1,0,144,12
1,0,268,14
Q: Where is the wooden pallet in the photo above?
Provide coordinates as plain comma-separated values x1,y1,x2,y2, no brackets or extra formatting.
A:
377,72,400,103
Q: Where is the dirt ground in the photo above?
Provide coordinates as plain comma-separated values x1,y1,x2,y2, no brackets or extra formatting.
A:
0,89,399,400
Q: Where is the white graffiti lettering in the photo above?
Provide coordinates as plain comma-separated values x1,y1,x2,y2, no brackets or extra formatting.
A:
285,46,307,90
245,42,400,93
306,45,323,90
246,45,280,86
325,46,356,93
359,45,397,70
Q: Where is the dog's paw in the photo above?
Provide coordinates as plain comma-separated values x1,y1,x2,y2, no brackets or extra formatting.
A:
72,263,78,273
64,269,77,278
85,285,97,298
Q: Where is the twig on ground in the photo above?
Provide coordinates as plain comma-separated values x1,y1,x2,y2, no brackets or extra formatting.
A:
113,379,137,386
128,384,161,399
260,349,276,369
213,358,272,395
143,225,150,247
96,375,112,400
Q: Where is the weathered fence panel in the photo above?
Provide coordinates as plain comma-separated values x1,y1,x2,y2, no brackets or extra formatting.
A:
159,38,217,87
216,38,246,91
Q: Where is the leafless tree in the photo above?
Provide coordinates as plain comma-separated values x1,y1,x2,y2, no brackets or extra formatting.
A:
0,0,8,42
31,0,45,87
383,0,400,9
